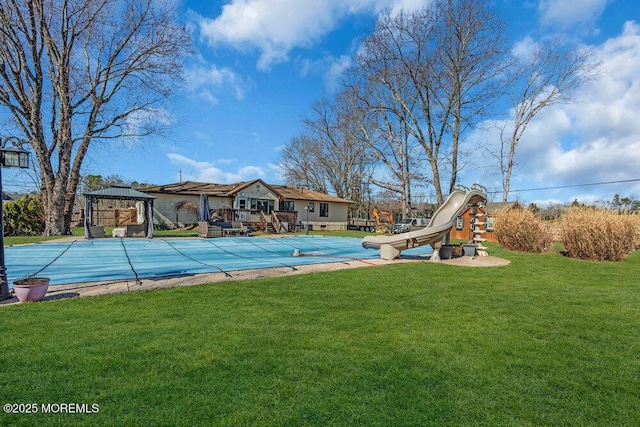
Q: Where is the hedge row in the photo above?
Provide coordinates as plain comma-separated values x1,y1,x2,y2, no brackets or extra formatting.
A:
495,207,640,261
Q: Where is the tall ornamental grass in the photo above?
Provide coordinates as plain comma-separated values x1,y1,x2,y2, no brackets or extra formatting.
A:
494,208,553,253
561,207,639,261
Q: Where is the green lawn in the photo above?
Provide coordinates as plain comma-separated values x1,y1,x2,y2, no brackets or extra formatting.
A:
1,244,639,426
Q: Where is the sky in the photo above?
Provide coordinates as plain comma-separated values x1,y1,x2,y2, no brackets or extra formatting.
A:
5,0,640,207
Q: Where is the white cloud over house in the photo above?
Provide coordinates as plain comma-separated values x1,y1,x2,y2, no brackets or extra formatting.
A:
195,0,431,70
184,62,254,105
167,153,266,183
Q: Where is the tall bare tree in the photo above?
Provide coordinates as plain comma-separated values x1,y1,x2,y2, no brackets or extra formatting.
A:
280,134,330,194
280,94,374,217
496,36,598,201
350,1,508,205
344,81,423,217
0,0,190,234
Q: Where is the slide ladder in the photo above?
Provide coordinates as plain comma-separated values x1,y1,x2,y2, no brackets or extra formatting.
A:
470,184,489,257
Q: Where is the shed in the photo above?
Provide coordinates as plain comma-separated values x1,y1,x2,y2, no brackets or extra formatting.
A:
449,202,522,242
83,185,155,238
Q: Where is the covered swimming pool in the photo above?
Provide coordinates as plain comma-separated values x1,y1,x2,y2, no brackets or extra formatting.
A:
6,236,432,287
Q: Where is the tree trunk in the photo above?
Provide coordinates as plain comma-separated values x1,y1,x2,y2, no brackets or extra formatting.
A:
44,187,67,235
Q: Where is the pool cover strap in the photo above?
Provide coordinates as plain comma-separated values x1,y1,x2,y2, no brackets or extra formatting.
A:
163,240,232,277
205,239,298,272
27,240,77,278
120,238,142,285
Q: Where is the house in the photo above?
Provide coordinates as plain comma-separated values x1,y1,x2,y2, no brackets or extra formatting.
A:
449,202,522,242
142,179,355,232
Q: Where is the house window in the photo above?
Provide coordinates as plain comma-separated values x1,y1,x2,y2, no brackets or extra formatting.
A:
320,203,329,217
251,198,274,213
279,200,295,211
238,199,247,210
308,202,315,212
486,216,494,232
455,216,464,230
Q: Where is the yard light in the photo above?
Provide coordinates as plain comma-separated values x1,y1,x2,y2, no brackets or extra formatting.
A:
0,136,30,300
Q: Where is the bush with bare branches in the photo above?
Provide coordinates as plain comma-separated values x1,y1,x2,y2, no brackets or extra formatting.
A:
495,209,553,253
561,208,639,261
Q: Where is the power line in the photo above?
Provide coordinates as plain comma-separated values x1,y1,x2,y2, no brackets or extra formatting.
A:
487,178,640,195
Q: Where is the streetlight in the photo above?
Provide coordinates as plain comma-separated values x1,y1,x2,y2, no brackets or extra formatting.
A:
0,136,30,300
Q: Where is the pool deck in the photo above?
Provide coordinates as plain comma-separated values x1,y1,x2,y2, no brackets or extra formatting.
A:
1,236,509,306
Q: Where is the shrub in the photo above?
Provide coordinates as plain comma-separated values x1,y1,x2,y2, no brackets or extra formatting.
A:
2,194,45,236
494,208,553,253
561,208,639,261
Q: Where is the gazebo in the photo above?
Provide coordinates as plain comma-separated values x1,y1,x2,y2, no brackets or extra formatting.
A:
83,185,155,238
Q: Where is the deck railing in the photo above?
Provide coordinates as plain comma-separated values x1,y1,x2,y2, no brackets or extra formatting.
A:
213,208,298,232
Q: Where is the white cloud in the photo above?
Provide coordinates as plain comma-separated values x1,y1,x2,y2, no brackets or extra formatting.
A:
463,21,640,203
185,63,253,104
196,0,431,70
538,0,607,32
323,55,352,92
546,21,640,183
298,54,352,92
167,153,266,183
267,162,287,182
122,108,173,143
511,36,539,60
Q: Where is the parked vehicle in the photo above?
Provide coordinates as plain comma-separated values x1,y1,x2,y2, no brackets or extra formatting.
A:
389,217,430,234
372,208,394,233
347,218,377,232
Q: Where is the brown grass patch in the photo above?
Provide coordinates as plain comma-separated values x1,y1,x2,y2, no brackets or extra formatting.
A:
561,208,639,261
495,209,553,253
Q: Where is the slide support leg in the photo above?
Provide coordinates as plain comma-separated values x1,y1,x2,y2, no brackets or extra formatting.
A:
380,244,401,260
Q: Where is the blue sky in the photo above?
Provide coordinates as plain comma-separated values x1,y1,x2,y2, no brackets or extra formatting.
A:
6,0,640,206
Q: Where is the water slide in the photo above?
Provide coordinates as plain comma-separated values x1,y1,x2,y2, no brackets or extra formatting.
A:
362,184,487,260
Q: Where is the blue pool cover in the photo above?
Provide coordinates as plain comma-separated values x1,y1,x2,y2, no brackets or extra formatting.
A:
6,236,432,287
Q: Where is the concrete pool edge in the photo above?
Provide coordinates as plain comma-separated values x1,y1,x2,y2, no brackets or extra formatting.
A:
1,254,431,306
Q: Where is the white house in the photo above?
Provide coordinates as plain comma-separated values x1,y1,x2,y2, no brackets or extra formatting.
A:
142,179,354,232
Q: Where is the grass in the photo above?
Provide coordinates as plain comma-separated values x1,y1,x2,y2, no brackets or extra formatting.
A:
1,244,639,425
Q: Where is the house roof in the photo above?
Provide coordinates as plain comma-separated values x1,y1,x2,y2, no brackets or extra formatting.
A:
142,180,354,204
141,181,238,196
83,185,155,200
484,202,522,216
456,201,522,216
271,185,355,204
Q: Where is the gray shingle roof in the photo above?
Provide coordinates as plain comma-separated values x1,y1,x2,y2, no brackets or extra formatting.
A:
83,185,155,200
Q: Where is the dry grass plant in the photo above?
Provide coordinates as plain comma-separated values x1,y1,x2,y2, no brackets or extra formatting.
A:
495,209,553,253
561,207,639,261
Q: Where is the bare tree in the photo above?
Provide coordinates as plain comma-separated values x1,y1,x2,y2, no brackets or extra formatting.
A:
0,0,190,234
280,134,330,194
280,94,375,217
496,36,599,201
344,81,423,217
349,1,508,204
